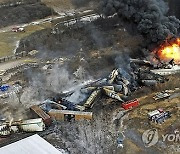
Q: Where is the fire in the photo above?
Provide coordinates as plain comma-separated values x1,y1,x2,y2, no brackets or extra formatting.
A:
157,38,180,63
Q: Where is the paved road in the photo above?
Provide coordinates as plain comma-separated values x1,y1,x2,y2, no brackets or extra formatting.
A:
0,10,95,33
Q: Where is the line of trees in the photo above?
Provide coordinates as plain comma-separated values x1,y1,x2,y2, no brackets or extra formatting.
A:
0,1,53,28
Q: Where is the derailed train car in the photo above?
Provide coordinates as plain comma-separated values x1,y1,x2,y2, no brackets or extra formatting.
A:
30,105,52,126
83,89,101,108
103,88,124,102
0,118,45,137
48,109,93,121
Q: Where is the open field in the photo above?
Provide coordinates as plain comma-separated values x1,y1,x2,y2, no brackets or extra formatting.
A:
0,25,47,57
42,0,73,11
42,0,99,12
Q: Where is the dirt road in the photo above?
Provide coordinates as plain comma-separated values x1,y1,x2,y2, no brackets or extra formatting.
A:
0,58,36,71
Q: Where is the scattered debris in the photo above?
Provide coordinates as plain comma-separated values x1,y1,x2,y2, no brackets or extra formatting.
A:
0,84,22,98
28,50,39,56
0,84,22,99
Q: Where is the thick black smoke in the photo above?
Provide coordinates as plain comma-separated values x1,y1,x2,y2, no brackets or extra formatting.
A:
101,0,180,48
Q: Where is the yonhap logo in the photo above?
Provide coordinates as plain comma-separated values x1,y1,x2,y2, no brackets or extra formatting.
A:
142,129,159,147
142,129,180,148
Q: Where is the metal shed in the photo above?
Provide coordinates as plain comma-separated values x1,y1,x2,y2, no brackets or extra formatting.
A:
0,134,63,154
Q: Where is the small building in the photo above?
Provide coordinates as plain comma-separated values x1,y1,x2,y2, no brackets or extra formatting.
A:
0,134,63,154
121,99,139,110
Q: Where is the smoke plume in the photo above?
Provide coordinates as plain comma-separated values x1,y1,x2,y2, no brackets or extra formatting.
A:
115,49,138,91
20,64,93,106
101,0,180,48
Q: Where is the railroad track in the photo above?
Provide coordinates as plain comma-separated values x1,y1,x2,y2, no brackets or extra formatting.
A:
0,125,55,148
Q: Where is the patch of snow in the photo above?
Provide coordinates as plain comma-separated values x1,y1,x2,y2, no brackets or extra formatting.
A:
13,40,20,54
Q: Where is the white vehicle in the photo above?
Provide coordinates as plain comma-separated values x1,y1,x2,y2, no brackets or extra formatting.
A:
148,109,164,120
12,27,25,32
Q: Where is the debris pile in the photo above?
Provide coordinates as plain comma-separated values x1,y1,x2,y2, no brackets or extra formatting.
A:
0,84,22,99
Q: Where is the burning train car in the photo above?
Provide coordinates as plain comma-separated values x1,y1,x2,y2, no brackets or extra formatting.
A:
156,38,180,64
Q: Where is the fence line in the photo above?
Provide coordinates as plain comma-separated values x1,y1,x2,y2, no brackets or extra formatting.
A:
0,51,28,64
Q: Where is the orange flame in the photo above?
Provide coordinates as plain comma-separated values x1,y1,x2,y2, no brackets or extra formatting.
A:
157,38,180,63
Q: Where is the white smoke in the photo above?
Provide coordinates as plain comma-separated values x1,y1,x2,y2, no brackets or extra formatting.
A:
46,65,75,92
20,64,93,106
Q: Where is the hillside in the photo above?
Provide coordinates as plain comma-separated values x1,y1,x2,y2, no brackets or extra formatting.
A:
0,0,54,28
41,0,99,13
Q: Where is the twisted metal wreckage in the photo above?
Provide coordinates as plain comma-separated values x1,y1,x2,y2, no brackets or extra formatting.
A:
0,58,179,136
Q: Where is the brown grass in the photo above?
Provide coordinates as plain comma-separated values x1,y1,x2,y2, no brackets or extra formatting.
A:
42,0,74,12
0,22,52,57
154,74,180,92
